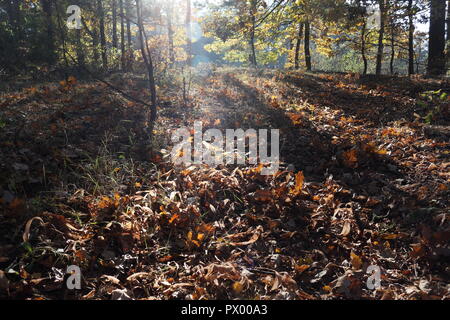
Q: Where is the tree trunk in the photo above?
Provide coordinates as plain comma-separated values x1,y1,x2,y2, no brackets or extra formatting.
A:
112,0,118,49
136,0,157,129
126,0,133,70
13,0,21,34
167,2,175,66
186,0,192,67
304,20,312,72
446,0,450,69
447,0,450,42
361,20,368,75
92,25,100,67
376,0,386,76
408,0,415,75
249,0,257,67
120,0,126,70
55,1,69,77
76,29,85,68
294,22,304,70
97,0,108,70
427,0,446,75
40,0,56,65
390,23,395,75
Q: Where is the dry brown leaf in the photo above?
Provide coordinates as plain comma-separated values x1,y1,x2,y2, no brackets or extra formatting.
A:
0,270,9,292
350,251,362,270
23,217,45,243
254,190,272,202
229,226,263,246
341,221,352,237
291,171,304,195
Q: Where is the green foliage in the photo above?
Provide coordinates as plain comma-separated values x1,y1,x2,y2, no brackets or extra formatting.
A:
419,90,449,124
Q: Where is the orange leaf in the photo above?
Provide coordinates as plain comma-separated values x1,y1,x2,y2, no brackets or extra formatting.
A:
232,281,244,294
169,214,180,224
295,264,310,273
350,251,362,270
343,149,358,168
291,171,304,195
254,190,272,202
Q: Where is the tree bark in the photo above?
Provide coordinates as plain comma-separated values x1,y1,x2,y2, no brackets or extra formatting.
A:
249,0,257,67
92,23,100,67
376,0,386,76
304,20,312,72
447,0,450,42
390,20,395,75
76,28,85,68
361,19,368,75
112,0,118,49
167,1,175,66
294,22,304,70
408,0,415,75
427,0,446,75
186,0,192,67
446,0,450,69
126,0,134,70
98,0,108,70
135,0,157,130
120,0,126,70
40,0,56,65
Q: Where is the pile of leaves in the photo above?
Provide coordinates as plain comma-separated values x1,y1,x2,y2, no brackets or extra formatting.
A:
0,69,448,300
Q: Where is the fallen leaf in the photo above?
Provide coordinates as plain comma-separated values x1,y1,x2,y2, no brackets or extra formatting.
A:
341,221,352,237
350,251,362,270
23,217,45,243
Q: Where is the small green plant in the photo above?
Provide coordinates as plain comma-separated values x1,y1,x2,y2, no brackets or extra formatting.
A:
418,90,448,124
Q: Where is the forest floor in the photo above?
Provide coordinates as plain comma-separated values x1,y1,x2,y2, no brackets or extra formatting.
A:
0,68,449,300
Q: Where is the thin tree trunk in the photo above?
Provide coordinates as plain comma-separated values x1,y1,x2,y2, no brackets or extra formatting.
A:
304,20,312,72
446,0,450,69
13,0,21,35
361,20,368,75
136,0,157,130
167,1,175,66
76,29,85,69
120,0,126,70
112,0,118,49
249,0,257,67
376,0,386,76
428,0,446,75
416,45,421,74
98,0,108,70
81,14,100,66
390,25,395,75
92,24,100,67
55,2,69,78
40,0,56,65
447,0,450,42
294,22,304,70
408,0,415,75
186,0,192,67
126,0,133,71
